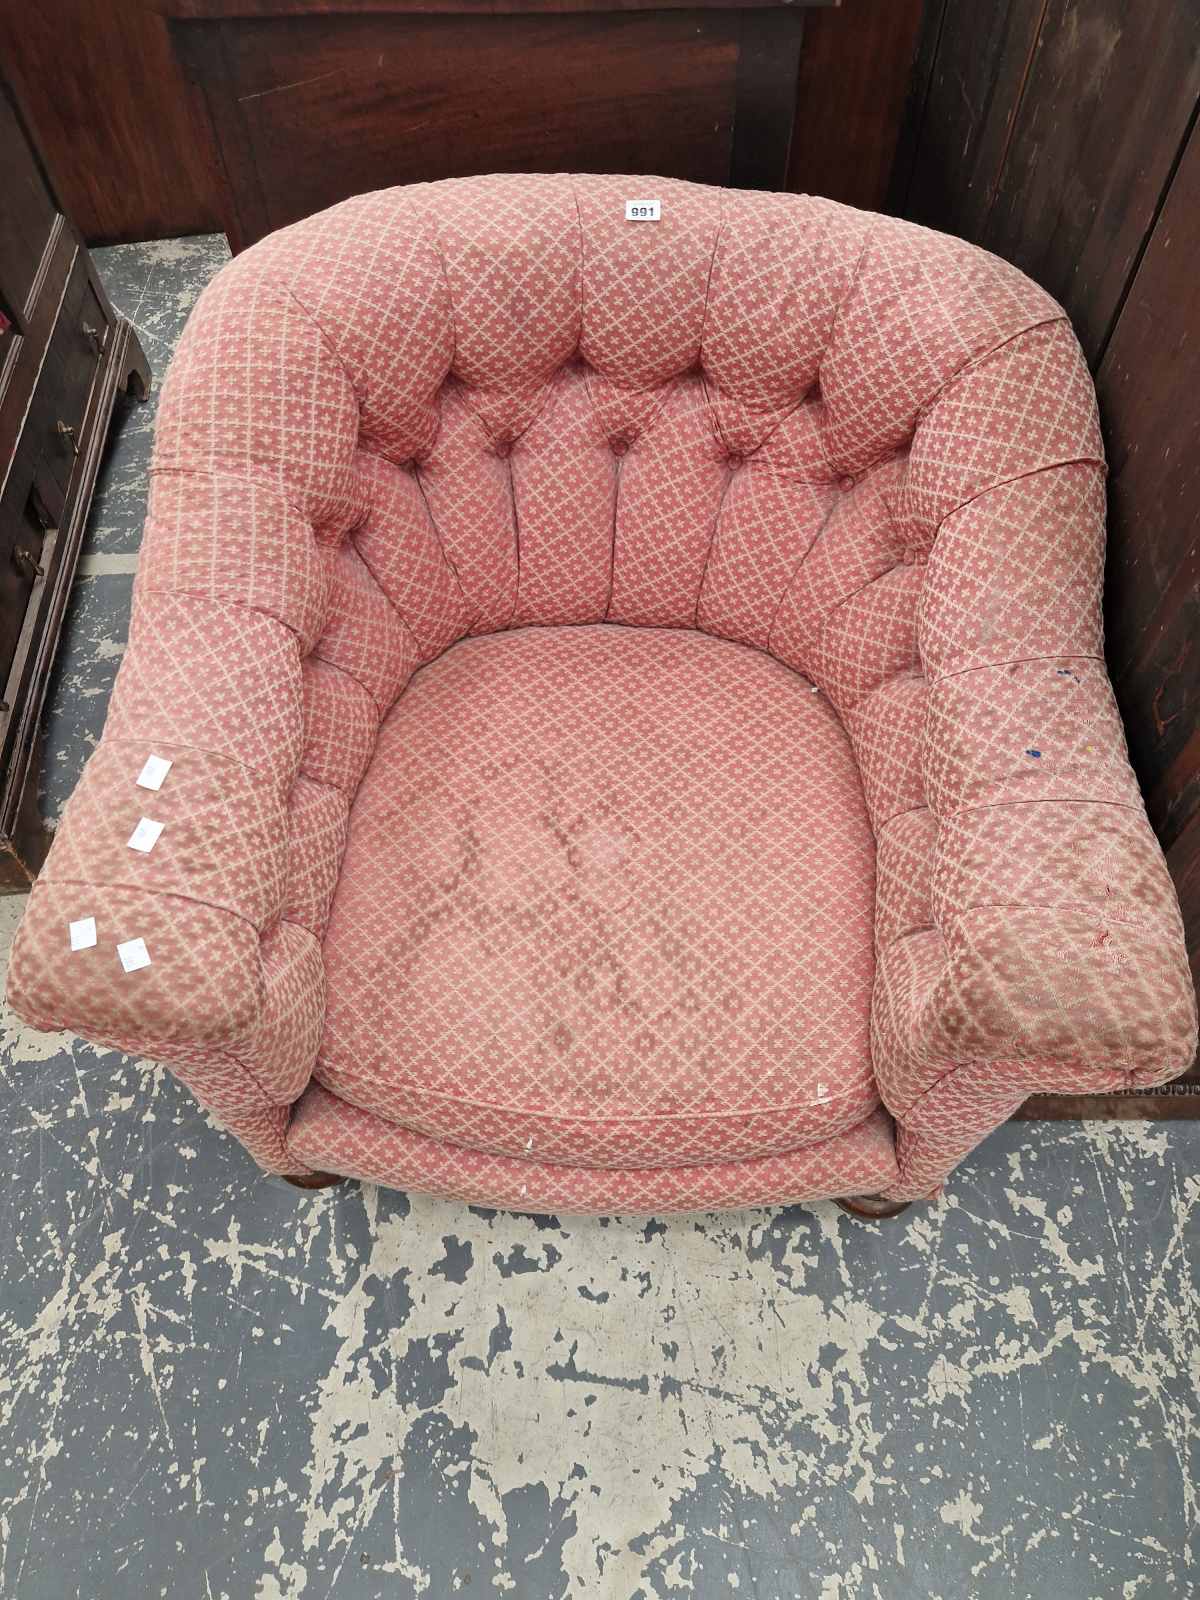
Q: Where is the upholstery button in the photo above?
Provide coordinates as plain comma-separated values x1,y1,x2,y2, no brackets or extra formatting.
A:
612,439,628,457
495,441,511,459
839,475,855,492
726,454,743,470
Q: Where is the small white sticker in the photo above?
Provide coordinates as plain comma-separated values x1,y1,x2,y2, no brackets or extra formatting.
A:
117,937,151,973
625,199,661,222
137,755,172,791
70,917,97,951
127,817,164,853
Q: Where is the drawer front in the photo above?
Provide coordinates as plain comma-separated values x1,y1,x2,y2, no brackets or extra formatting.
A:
0,253,103,584
41,273,106,494
0,254,112,711
0,466,51,702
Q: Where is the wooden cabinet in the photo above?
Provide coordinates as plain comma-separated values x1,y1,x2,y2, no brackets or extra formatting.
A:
160,0,832,254
0,66,150,889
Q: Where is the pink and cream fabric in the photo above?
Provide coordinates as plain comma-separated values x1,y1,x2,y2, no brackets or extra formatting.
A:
8,175,1196,1210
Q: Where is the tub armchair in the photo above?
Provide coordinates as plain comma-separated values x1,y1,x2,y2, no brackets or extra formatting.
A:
8,175,1196,1212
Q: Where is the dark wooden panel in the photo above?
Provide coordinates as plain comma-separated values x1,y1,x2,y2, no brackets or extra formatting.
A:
1,4,220,244
728,9,806,193
1167,806,1200,1001
0,228,76,508
172,7,808,251
891,1,1200,368
165,0,833,11
1098,114,1200,850
882,0,947,217
888,0,1045,236
3,0,917,245
981,0,1200,366
0,83,59,317
787,0,926,211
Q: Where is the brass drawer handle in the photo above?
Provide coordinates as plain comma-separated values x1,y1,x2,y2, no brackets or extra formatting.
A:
83,322,105,353
56,420,80,456
14,546,45,578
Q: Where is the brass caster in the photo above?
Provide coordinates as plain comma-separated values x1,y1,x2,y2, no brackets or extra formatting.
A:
834,1194,913,1220
283,1170,347,1190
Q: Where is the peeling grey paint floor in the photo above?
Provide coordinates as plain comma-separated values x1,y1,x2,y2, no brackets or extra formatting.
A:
1,238,1198,1600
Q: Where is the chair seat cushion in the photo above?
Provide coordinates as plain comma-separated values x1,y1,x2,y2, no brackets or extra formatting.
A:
288,1084,901,1215
317,624,879,1169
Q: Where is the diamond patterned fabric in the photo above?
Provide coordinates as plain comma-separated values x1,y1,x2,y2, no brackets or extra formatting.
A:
6,175,1194,1204
288,1084,900,1215
319,626,878,1169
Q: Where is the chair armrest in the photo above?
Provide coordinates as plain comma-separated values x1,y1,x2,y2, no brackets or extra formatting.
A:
7,211,442,1172
4,222,401,1173
5,585,326,1173
870,333,1197,1198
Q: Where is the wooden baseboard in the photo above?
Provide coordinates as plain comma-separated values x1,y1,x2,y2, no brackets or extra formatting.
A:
1012,1078,1200,1121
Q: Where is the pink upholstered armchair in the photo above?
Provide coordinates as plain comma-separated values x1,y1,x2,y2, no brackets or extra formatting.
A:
9,175,1196,1215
